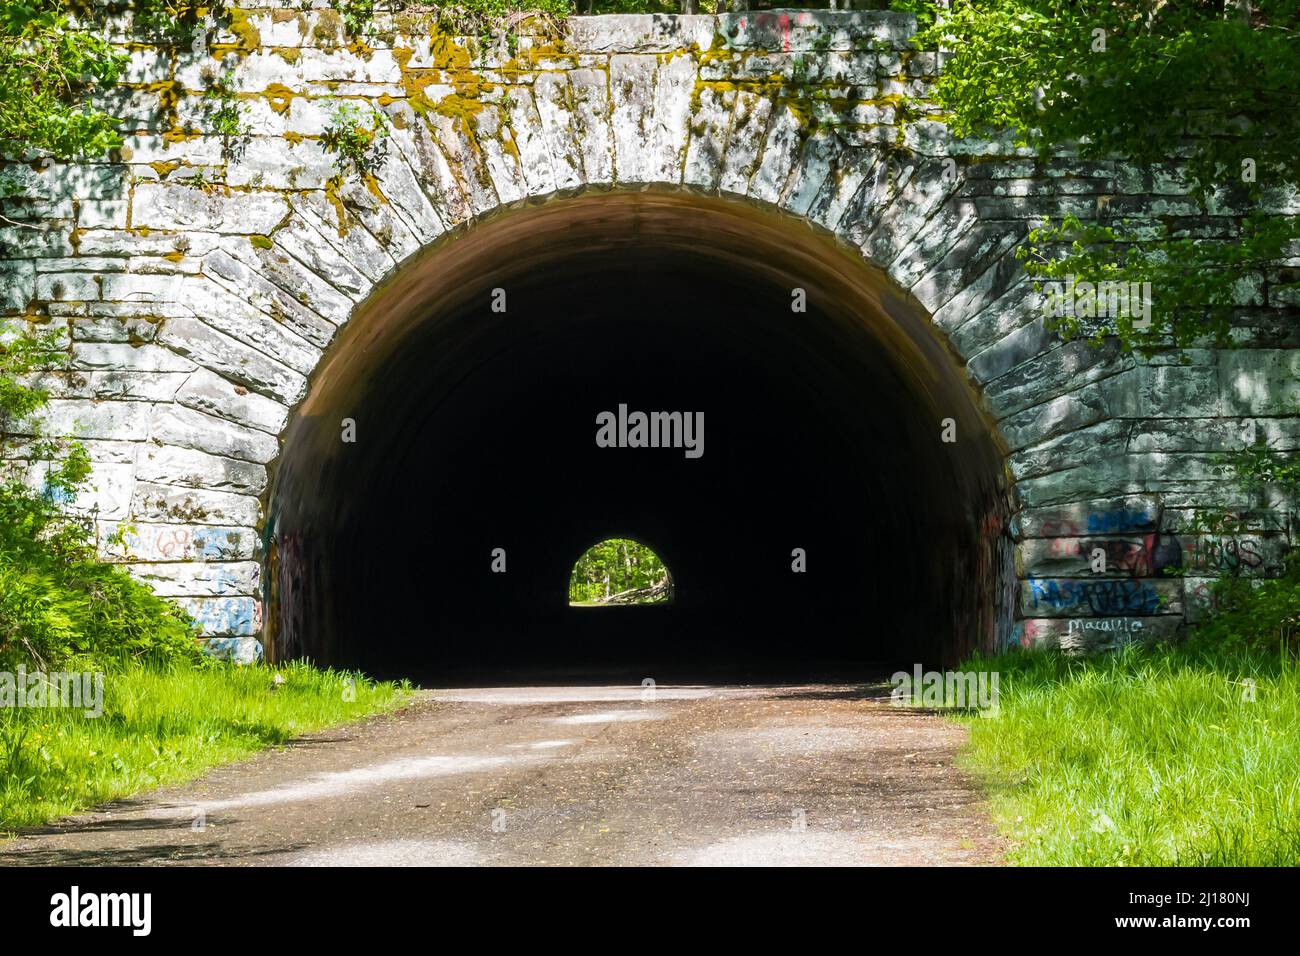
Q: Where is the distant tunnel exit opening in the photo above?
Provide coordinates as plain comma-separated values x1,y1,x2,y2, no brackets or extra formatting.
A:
266,190,1016,682
569,538,674,607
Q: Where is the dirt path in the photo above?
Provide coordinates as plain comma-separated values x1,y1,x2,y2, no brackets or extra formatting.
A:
0,683,1007,866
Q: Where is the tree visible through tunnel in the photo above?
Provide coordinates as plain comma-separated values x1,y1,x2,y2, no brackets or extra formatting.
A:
267,191,1016,683
569,538,673,606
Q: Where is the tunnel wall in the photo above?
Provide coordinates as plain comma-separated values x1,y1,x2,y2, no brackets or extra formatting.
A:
2,8,1297,663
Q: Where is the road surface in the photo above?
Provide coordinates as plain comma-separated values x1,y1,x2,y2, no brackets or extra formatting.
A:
0,682,1006,866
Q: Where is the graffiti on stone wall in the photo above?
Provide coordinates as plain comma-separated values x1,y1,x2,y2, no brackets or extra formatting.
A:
1039,534,1182,577
1026,576,1168,615
181,597,258,636
1020,614,1183,651
107,523,253,562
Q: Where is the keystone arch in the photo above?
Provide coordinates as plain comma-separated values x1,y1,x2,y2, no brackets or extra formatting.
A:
265,188,1017,675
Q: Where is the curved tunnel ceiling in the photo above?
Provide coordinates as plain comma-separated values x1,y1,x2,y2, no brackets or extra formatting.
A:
267,189,1015,680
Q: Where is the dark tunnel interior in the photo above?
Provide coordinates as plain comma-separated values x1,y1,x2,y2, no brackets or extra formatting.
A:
267,190,1015,683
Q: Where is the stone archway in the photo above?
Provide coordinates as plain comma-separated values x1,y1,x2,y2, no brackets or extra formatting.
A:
4,9,1269,664
264,188,1017,673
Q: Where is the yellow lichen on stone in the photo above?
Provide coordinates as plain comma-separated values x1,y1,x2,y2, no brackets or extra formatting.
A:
249,234,274,249
313,9,343,48
430,34,474,71
162,126,203,145
143,79,183,121
264,83,295,114
323,177,350,237
150,160,181,179
432,92,488,128
363,174,389,206
223,8,262,54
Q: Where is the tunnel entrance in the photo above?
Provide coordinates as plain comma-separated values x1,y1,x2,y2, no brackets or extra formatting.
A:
266,190,1015,683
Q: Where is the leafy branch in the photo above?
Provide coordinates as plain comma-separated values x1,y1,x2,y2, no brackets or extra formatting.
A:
1018,213,1300,353
0,0,125,159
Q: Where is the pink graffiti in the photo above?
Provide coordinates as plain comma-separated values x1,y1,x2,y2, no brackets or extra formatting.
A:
753,12,793,53
154,528,192,559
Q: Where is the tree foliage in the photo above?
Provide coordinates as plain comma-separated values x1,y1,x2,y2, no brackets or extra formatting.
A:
0,322,200,668
568,538,672,605
1016,212,1297,352
0,0,125,159
899,0,1300,349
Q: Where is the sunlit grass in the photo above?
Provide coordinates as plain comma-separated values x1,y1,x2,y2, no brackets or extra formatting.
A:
0,660,411,832
957,642,1300,866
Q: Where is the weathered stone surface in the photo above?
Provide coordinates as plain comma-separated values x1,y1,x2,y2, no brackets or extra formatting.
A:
149,403,279,464
24,399,151,441
610,55,659,184
270,213,374,302
749,105,804,205
567,69,615,185
175,367,291,435
531,73,586,192
132,183,289,234
383,104,473,226
157,318,306,404
31,459,136,519
718,10,916,52
71,342,193,373
718,90,773,195
225,137,335,191
203,247,339,348
567,14,715,53
1009,420,1129,481
130,560,259,598
1014,497,1162,539
201,635,264,662
217,234,355,327
100,520,256,563
0,260,35,312
135,444,268,495
131,482,261,526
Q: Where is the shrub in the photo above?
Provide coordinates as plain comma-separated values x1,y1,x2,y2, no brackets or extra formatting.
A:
0,321,201,670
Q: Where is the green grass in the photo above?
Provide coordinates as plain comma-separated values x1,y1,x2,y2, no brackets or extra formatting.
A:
0,660,412,832
957,641,1300,866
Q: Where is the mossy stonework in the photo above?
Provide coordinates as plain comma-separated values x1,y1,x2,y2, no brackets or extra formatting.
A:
1,7,1297,663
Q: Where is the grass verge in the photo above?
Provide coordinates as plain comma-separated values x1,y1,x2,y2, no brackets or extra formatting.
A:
0,660,411,832
957,641,1300,865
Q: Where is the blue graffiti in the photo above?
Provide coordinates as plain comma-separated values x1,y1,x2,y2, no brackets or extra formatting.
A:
1086,508,1152,534
188,597,257,636
1028,576,1165,615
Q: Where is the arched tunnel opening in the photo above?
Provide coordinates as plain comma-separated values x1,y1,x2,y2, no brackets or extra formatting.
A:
266,190,1015,683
